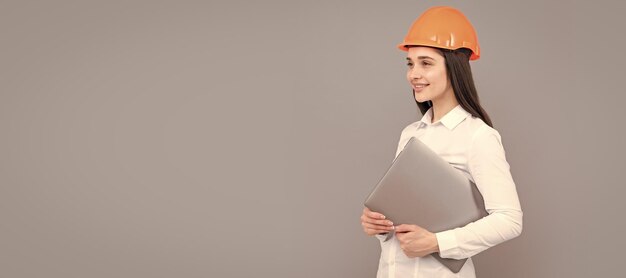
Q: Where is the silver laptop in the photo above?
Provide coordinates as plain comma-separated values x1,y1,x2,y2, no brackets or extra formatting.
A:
364,136,488,273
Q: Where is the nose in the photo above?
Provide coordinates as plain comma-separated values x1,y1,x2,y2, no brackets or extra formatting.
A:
408,67,423,80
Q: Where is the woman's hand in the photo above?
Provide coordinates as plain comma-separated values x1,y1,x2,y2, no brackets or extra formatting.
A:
395,224,439,258
361,207,394,236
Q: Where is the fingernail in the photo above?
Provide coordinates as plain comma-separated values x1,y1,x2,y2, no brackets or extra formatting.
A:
380,215,386,219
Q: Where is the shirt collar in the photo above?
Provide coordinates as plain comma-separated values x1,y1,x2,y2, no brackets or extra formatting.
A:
417,104,471,130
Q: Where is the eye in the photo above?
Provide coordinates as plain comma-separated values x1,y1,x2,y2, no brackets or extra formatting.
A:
406,62,413,67
421,61,432,66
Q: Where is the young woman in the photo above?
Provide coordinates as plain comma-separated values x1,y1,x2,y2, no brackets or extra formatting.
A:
360,6,523,277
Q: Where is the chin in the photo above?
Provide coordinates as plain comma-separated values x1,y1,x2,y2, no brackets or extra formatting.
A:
413,92,430,103
414,96,431,103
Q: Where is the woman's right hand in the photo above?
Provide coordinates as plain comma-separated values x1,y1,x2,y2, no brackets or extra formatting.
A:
361,207,395,236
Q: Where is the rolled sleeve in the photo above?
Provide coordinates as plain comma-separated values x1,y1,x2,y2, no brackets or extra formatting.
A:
435,229,461,258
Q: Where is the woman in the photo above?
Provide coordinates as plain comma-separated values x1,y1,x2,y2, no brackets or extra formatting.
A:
360,6,523,277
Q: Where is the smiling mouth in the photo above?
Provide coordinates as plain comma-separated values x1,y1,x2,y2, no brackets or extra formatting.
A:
412,84,429,90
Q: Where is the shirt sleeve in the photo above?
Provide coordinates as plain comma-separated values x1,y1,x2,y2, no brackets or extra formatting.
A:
434,125,523,259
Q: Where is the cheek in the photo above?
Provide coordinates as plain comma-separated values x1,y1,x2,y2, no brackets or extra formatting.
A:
431,70,448,88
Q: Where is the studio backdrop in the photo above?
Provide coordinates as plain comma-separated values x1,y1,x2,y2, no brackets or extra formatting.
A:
1,1,625,277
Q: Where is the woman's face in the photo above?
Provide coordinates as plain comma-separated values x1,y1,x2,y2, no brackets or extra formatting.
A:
406,46,453,104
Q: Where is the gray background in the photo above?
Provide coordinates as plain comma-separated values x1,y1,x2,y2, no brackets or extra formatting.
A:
1,0,625,277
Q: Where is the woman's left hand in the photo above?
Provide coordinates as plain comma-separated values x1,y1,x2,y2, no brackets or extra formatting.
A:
394,224,440,258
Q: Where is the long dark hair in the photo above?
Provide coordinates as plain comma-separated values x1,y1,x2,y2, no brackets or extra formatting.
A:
412,47,493,127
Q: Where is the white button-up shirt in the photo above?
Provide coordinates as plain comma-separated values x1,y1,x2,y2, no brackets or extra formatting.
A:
375,105,523,278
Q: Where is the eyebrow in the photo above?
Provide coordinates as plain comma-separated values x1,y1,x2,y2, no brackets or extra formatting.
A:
406,56,435,61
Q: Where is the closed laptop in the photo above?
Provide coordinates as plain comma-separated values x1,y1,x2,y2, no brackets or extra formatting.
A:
364,136,488,273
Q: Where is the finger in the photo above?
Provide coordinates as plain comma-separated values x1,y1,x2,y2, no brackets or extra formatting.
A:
363,217,394,226
368,229,392,236
363,222,394,231
362,222,395,231
361,212,393,226
394,224,419,233
365,208,386,220
363,225,392,235
395,233,404,241
395,231,413,242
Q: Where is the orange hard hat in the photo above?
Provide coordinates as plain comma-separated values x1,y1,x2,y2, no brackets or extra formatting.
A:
397,6,480,60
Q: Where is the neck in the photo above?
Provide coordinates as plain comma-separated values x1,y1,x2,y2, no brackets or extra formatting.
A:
430,94,459,123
